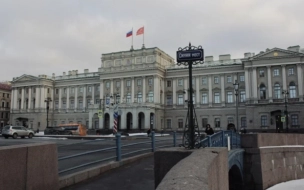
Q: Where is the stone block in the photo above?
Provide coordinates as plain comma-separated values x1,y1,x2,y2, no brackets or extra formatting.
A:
99,163,112,173
88,167,101,178
59,176,75,189
74,171,89,184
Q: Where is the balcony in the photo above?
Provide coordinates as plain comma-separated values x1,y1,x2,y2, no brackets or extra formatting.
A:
0,107,10,111
273,99,284,103
288,98,299,103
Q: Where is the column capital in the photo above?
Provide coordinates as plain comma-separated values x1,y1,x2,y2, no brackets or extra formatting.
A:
281,64,286,68
266,65,271,68
297,63,303,67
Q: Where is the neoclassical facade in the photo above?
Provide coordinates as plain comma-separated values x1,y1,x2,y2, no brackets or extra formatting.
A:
10,46,304,132
0,82,11,129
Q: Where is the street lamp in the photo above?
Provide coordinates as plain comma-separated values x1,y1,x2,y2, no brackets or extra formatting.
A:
233,80,239,132
44,97,52,128
282,90,289,133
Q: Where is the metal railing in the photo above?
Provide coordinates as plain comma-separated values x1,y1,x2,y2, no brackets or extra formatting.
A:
200,130,240,149
58,131,177,175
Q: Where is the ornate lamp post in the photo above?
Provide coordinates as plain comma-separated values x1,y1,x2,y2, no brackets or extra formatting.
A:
233,80,239,132
44,97,52,128
282,90,289,133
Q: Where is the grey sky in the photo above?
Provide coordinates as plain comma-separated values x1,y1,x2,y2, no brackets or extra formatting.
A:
1,0,304,81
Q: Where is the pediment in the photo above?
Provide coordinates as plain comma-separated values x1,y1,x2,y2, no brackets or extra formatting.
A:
248,48,304,61
13,74,39,82
213,87,221,91
225,86,234,90
200,88,208,91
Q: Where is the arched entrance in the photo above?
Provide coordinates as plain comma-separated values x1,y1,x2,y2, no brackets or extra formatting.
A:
138,112,145,130
104,113,110,129
229,165,243,190
150,113,155,129
126,112,132,130
227,123,236,132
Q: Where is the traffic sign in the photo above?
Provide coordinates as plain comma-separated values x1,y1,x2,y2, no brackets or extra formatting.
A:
281,116,285,122
98,110,103,118
176,49,204,62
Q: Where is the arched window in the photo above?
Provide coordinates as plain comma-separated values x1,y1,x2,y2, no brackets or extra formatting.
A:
260,84,266,99
33,98,36,109
148,91,154,102
137,92,142,103
274,83,281,99
289,82,296,98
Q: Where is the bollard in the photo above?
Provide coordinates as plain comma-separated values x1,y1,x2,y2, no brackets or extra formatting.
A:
173,131,176,147
227,136,231,151
116,133,121,161
151,131,155,152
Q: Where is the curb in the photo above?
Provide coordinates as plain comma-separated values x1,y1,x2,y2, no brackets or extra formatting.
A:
58,152,154,189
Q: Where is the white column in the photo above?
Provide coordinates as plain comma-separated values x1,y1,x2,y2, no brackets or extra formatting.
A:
120,111,126,129
120,78,124,103
221,75,225,106
131,78,135,102
59,88,62,109
172,78,176,107
252,67,258,103
50,89,54,109
83,85,86,110
208,75,213,107
184,78,188,101
67,87,70,110
161,79,165,105
92,85,95,104
267,66,273,102
28,87,32,109
99,81,104,128
297,64,303,101
245,68,250,101
21,88,24,110
133,109,138,129
196,77,200,107
11,88,14,110
35,87,39,109
110,110,114,129
110,79,114,95
40,86,45,109
75,87,78,110
144,110,150,129
154,76,159,104
142,77,146,102
282,65,287,90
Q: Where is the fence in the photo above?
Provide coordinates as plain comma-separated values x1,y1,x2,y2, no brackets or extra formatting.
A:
200,130,241,149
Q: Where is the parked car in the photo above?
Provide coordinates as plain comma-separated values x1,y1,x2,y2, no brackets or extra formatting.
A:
2,125,35,139
58,124,87,136
44,127,65,135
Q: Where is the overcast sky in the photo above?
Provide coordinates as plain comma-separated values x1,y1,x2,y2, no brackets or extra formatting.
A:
1,0,304,81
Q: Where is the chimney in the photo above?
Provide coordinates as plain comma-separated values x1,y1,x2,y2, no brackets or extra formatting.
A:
84,69,89,73
205,56,213,62
219,54,231,61
63,72,66,76
244,52,252,58
287,45,300,52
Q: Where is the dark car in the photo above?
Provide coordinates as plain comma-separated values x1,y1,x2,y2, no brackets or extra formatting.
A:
44,127,65,135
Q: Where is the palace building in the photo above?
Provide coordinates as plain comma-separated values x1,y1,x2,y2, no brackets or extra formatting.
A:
10,45,304,132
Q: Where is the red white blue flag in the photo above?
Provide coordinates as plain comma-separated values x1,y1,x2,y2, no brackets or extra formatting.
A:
126,30,133,37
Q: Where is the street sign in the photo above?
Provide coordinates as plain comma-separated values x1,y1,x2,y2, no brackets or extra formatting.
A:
176,49,204,62
281,116,285,122
98,110,103,118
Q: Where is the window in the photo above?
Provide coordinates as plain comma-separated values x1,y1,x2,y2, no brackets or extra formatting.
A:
192,94,195,104
241,117,247,128
88,86,92,92
62,100,66,109
71,88,75,93
63,88,67,94
137,92,142,103
261,115,268,126
227,92,233,103
79,87,83,92
7,94,9,98
202,77,207,85
289,82,296,98
95,99,100,104
167,81,171,87
166,119,172,129
214,77,219,84
260,84,266,99
240,91,246,102
115,59,122,66
33,88,36,93
178,119,183,128
126,59,132,65
166,95,172,105
2,93,4,97
78,100,83,109
47,88,50,94
227,76,232,83
55,101,59,109
26,88,28,94
202,93,208,104
33,99,35,108
273,69,279,76
214,118,220,128
137,79,142,86
116,81,120,88
148,78,153,85
136,57,142,64
288,68,294,76
228,117,234,124
291,115,298,126
54,121,57,127
274,84,281,99
239,75,244,82
178,94,184,105
126,80,131,87
147,55,155,63
126,93,131,103
202,118,208,128
70,100,75,109
87,99,91,106
106,82,110,88
178,79,183,86
148,91,154,102
25,99,28,109
192,79,195,87
19,89,22,94
97,86,100,92
214,92,220,103
259,70,265,77
6,102,9,108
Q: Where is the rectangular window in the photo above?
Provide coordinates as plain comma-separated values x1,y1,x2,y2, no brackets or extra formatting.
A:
202,77,207,85
202,118,208,128
54,121,57,127
241,117,247,128
240,75,245,82
273,69,279,76
178,79,183,86
56,89,59,94
166,95,172,105
55,101,59,109
63,88,67,94
167,81,171,87
259,70,265,77
19,89,22,94
79,87,83,92
214,77,219,84
288,68,294,76
148,78,153,85
70,100,75,109
240,91,246,102
137,79,142,86
33,88,36,93
136,57,142,64
166,119,172,129
202,93,208,104
116,81,120,88
7,94,9,98
87,99,91,106
227,92,233,103
291,115,298,126
88,86,92,92
261,115,268,126
71,88,75,93
178,119,183,128
227,76,232,83
78,100,83,109
126,93,131,103
106,82,110,88
95,99,100,104
215,118,220,128
47,88,50,94
178,94,184,105
97,86,100,92
228,117,234,124
126,80,131,87
62,100,66,109
214,92,220,103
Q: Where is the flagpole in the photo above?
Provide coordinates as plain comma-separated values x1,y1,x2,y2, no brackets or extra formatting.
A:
142,26,145,49
131,27,134,51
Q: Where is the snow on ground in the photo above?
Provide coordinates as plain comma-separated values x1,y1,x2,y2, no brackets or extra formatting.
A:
266,179,304,190
260,145,304,148
34,137,68,140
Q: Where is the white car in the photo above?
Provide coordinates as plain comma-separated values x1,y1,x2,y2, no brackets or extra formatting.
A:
2,125,35,139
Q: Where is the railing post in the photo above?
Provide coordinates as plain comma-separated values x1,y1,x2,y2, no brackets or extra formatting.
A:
151,131,155,152
208,136,212,147
173,131,176,147
116,133,121,161
221,131,225,146
230,130,233,149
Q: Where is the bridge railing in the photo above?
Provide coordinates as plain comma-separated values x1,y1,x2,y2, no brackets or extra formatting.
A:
200,130,240,149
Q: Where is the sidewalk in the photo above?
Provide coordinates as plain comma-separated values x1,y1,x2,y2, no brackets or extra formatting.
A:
62,156,154,190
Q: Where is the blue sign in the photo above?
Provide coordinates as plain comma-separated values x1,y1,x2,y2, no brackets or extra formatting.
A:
176,49,204,62
106,98,110,105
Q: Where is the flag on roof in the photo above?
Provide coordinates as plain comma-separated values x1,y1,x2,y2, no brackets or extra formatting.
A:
136,27,144,35
126,30,133,37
